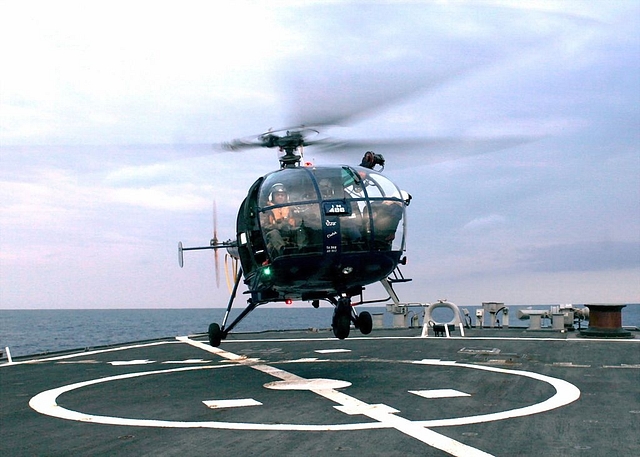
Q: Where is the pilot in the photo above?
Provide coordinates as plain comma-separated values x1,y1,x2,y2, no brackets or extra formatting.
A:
318,178,335,198
264,184,306,257
268,184,295,226
369,200,403,250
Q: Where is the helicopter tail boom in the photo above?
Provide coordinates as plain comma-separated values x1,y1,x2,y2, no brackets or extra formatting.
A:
177,240,237,268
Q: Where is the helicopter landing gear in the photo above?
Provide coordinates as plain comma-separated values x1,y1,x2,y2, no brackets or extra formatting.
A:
356,311,373,335
332,313,351,339
331,297,373,339
332,297,352,339
208,323,223,347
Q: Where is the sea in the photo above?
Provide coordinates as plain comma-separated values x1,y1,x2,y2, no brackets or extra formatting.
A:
2,304,639,359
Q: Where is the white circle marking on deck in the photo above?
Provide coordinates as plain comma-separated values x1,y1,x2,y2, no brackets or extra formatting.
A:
29,336,582,457
29,345,580,431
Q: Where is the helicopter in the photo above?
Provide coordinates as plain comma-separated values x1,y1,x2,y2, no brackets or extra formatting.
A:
178,126,413,346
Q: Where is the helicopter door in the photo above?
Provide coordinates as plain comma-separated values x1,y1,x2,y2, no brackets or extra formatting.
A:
236,177,268,273
257,168,323,259
339,167,369,252
358,169,406,252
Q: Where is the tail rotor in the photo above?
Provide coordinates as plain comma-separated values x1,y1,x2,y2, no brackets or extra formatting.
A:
211,200,220,288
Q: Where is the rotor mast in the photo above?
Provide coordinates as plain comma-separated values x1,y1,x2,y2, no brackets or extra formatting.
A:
262,130,305,168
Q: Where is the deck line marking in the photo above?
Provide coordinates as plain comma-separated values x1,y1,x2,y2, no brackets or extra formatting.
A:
162,359,210,364
265,378,352,390
282,358,321,363
109,360,155,366
203,399,262,409
179,336,493,457
29,365,387,431
27,334,583,457
315,386,492,457
180,336,579,449
1,341,175,367
5,333,638,368
184,335,640,344
411,359,581,427
410,389,471,399
27,345,582,430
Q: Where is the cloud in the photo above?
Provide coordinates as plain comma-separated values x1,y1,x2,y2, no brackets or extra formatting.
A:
1,1,638,309
519,241,640,273
462,214,508,232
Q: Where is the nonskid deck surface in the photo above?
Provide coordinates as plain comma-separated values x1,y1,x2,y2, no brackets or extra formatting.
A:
2,328,639,456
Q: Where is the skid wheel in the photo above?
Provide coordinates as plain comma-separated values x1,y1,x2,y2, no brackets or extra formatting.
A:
357,311,373,335
332,314,351,340
208,323,223,347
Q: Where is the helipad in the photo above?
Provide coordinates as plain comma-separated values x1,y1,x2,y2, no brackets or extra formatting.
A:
2,328,639,456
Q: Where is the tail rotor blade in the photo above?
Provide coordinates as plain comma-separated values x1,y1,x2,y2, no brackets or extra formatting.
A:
214,249,221,288
212,200,220,288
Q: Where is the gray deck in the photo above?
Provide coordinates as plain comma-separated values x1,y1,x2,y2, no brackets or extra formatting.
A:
2,327,639,456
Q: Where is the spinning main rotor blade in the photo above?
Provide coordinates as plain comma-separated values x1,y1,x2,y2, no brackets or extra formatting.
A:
280,3,583,129
310,135,541,166
220,130,540,168
285,66,470,130
221,29,549,160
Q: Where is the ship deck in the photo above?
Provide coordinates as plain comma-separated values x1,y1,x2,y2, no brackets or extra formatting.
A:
2,327,639,456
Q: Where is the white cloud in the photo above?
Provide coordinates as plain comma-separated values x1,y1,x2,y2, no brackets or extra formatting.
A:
1,1,638,309
462,214,507,231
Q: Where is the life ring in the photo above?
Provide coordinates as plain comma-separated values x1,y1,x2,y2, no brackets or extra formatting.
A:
423,301,462,326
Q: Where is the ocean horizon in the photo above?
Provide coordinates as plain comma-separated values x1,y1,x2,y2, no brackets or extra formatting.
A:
2,304,639,358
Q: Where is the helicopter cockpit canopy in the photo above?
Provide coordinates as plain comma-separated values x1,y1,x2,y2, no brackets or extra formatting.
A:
256,165,406,260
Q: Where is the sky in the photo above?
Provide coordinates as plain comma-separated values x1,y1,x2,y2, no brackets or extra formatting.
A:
1,1,639,310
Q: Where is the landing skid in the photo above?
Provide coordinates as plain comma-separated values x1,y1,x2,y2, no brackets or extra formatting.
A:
207,266,414,346
208,266,253,347
207,277,374,346
331,296,373,340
